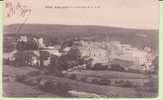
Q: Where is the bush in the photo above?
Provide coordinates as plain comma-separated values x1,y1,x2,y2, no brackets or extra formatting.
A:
92,63,108,70
123,80,133,87
3,58,13,65
91,78,111,86
39,79,71,96
80,77,87,82
115,80,133,87
27,71,41,76
99,79,111,85
56,82,71,96
91,78,99,84
144,78,158,92
69,74,77,80
15,75,26,82
110,64,124,71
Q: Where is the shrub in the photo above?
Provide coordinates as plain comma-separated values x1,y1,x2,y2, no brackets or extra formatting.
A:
27,71,41,76
91,78,99,84
3,58,13,65
15,75,26,82
92,78,111,85
56,82,71,96
92,63,108,70
115,80,133,87
110,64,124,71
69,74,77,80
144,78,158,92
80,77,87,82
99,79,111,85
123,80,133,87
39,79,71,97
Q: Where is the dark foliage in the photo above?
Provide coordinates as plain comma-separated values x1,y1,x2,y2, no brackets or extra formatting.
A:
16,40,39,50
69,74,77,80
39,79,71,96
91,63,108,70
92,78,111,85
110,64,125,71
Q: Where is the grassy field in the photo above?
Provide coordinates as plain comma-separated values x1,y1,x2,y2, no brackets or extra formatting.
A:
3,65,59,97
26,74,157,98
3,82,58,97
3,64,158,97
66,70,149,79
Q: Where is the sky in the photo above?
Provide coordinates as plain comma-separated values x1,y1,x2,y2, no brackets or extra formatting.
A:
5,0,160,29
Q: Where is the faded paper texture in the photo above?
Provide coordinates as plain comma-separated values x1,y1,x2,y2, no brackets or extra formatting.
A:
3,0,159,98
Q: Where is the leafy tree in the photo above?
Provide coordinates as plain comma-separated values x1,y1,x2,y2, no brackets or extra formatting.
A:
67,47,81,61
16,39,39,50
58,55,70,70
56,47,82,70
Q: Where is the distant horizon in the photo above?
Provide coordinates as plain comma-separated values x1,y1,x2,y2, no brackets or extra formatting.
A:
4,23,159,31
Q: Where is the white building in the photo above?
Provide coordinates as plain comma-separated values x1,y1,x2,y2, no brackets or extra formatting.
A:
78,40,154,68
38,38,45,48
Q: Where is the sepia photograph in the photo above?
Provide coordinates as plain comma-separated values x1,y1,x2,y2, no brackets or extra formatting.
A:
3,0,159,98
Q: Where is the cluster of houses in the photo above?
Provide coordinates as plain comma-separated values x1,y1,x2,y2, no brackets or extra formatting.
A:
5,35,158,73
77,40,156,72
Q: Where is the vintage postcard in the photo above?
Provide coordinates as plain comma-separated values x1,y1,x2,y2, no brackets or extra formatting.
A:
3,0,159,98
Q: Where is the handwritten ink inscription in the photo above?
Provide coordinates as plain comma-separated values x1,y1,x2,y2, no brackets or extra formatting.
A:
5,1,31,18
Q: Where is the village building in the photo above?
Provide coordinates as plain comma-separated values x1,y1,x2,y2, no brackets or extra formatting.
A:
18,36,28,42
7,35,156,72
38,37,46,48
40,48,62,67
74,40,155,71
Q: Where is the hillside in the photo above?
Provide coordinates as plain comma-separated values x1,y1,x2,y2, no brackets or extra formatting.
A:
4,24,159,52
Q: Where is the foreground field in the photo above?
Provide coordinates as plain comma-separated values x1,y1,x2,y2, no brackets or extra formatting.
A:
3,65,157,97
3,65,60,97
66,70,149,79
